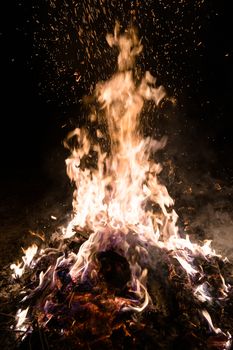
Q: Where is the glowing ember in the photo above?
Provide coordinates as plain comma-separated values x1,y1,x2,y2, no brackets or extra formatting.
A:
10,24,232,349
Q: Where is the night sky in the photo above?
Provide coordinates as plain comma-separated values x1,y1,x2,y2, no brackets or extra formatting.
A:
1,0,233,190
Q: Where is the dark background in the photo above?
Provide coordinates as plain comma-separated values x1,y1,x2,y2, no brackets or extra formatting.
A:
0,0,233,215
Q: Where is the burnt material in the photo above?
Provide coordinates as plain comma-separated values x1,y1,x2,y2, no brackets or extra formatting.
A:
97,250,131,290
2,238,231,350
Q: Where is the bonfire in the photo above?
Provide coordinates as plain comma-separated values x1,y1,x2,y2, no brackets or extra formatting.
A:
8,24,233,350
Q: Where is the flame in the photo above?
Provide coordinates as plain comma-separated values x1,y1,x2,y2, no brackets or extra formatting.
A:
202,309,222,334
64,25,168,245
61,25,175,310
15,307,29,333
194,283,213,303
10,243,38,278
60,24,232,314
202,310,232,350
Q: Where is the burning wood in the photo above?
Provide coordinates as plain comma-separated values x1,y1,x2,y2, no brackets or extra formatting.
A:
5,24,233,349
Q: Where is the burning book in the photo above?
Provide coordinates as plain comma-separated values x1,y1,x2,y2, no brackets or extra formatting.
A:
7,24,233,349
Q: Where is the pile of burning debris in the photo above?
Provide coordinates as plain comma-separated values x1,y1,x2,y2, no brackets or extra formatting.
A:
9,231,233,350
2,24,233,349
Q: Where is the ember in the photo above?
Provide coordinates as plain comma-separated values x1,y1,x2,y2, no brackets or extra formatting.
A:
6,24,233,349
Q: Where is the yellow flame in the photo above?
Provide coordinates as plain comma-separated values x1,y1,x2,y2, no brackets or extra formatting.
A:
60,25,229,312
64,26,168,246
10,243,38,278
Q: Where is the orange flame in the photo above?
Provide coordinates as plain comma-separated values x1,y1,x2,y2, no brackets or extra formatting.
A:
60,25,231,313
